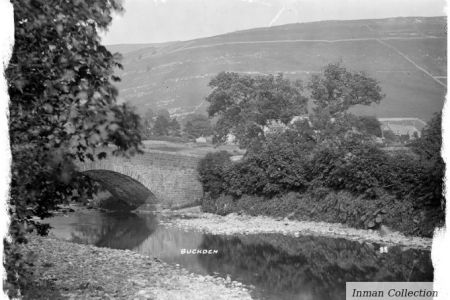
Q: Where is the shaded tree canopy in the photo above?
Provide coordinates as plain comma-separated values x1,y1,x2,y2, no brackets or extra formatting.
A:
308,62,384,115
140,108,155,139
205,64,384,149
297,63,384,145
156,108,170,119
5,0,142,294
184,114,213,138
143,108,154,124
409,113,444,207
152,115,171,136
410,113,442,160
206,72,307,148
383,129,397,143
356,116,382,137
151,114,181,137
168,117,181,136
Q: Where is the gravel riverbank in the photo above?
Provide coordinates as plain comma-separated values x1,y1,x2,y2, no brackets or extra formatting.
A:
21,235,252,300
158,207,433,250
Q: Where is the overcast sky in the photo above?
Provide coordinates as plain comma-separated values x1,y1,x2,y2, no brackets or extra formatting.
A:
101,0,447,45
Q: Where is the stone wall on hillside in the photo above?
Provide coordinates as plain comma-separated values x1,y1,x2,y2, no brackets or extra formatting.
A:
79,150,204,208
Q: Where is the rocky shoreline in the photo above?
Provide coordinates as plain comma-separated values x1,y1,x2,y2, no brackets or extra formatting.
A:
19,206,435,299
21,235,252,300
157,207,433,250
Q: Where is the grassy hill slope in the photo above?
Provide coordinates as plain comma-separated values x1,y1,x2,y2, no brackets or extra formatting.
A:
109,16,446,122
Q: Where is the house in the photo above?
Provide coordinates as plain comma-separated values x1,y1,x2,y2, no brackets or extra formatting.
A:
379,118,424,140
195,136,207,143
381,124,420,139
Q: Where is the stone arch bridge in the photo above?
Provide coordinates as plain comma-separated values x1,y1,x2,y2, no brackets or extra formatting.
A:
78,150,204,210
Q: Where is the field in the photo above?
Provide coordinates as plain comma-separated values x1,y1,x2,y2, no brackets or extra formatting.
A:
108,16,446,122
142,140,244,157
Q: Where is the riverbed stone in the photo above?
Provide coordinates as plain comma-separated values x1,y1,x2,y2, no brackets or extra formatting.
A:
160,209,433,250
21,235,253,300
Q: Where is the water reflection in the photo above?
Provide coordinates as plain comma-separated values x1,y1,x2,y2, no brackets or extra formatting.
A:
47,211,158,249
46,211,433,300
197,235,433,300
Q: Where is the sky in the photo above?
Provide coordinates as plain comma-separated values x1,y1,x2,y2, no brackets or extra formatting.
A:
89,0,446,45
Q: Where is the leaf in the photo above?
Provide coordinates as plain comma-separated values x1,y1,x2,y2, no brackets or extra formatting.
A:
56,24,64,35
97,152,107,160
14,79,27,93
375,215,383,223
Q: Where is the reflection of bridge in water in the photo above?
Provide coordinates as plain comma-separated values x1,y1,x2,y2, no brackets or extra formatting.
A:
49,211,158,249
79,149,204,210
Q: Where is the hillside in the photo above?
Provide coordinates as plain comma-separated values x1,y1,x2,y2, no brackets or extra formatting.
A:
108,16,447,122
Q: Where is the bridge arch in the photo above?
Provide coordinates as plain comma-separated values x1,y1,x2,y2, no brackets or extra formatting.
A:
78,150,204,209
82,169,157,210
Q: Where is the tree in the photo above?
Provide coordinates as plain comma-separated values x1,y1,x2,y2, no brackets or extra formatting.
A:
151,115,180,137
156,108,170,119
197,151,232,198
409,113,444,207
206,72,307,148
200,64,387,198
184,114,213,138
410,113,442,160
301,63,385,146
141,108,155,139
5,0,142,295
356,116,382,137
308,62,384,116
168,118,181,136
383,130,398,143
152,115,170,136
144,108,155,122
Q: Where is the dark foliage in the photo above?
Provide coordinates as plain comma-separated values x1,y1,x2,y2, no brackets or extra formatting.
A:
206,72,307,149
308,62,384,115
197,151,232,198
355,116,382,137
198,64,444,237
383,130,397,143
409,113,444,208
151,115,181,137
203,191,444,237
141,108,155,138
225,125,315,197
5,0,142,296
152,115,171,136
184,114,213,139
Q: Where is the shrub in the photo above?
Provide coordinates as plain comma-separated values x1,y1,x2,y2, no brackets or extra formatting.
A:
199,131,440,209
309,141,389,197
382,152,425,198
197,151,231,198
201,194,236,215
409,113,444,208
198,141,312,199
202,190,442,237
3,235,34,298
217,125,314,197
308,139,429,200
223,158,269,197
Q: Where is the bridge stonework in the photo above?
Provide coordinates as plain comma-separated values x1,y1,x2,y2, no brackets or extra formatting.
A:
79,150,204,208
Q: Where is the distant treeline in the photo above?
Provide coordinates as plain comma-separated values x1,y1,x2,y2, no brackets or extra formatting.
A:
139,108,213,141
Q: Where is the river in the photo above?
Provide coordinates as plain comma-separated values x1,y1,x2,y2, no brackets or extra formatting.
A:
44,209,433,300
